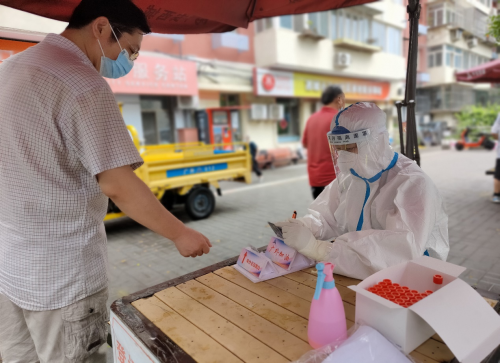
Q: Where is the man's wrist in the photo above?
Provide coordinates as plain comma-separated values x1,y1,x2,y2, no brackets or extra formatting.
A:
166,218,188,243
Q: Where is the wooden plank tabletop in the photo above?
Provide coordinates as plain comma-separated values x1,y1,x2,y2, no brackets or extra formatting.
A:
131,266,461,363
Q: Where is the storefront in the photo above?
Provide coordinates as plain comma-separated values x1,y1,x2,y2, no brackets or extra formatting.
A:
195,61,255,145
108,52,199,145
251,67,393,150
0,38,36,63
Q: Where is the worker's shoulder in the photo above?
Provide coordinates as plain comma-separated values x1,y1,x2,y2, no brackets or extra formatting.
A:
9,40,109,97
392,154,429,180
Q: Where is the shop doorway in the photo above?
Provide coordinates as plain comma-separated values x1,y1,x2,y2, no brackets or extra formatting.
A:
140,96,175,145
142,111,158,145
205,106,249,147
276,98,300,143
212,111,232,144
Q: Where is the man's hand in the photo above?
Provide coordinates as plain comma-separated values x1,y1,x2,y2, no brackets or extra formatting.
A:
172,226,212,257
97,166,211,257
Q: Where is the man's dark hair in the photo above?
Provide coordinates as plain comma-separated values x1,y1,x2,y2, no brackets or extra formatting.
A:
321,86,343,105
67,0,151,39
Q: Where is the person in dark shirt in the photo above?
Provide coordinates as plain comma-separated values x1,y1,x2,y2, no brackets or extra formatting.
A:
303,86,345,199
246,137,263,181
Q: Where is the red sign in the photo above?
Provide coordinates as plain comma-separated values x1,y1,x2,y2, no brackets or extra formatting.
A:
106,53,198,96
0,39,36,63
262,73,276,91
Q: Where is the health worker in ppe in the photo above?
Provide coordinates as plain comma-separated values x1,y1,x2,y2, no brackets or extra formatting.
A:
275,102,449,280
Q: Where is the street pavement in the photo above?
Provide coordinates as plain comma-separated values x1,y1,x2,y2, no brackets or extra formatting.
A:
96,147,500,362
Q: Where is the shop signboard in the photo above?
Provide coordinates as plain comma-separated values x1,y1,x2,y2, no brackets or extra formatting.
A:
0,39,37,63
107,53,198,96
254,67,390,101
253,67,294,97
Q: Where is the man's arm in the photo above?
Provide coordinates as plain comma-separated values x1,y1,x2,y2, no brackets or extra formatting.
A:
302,122,308,149
97,166,211,257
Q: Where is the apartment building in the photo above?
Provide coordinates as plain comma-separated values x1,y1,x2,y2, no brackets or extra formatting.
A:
252,0,407,149
416,0,498,128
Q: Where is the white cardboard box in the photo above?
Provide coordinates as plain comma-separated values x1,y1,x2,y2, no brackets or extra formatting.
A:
349,256,500,362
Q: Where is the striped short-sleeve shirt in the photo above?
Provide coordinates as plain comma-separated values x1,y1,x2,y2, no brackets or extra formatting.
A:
0,34,143,311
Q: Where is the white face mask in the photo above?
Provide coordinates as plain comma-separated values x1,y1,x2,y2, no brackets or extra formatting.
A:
337,150,357,173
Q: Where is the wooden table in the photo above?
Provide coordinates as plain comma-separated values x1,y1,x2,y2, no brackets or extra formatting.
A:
111,256,500,363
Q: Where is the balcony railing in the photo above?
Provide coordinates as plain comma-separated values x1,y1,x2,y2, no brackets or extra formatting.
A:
429,3,489,41
446,5,488,40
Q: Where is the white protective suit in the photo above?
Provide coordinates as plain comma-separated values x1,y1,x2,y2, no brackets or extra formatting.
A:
278,102,449,280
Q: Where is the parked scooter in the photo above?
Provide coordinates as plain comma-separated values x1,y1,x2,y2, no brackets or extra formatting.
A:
455,127,496,151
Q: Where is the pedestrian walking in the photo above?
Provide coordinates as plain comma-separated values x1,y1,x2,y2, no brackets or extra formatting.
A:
246,136,263,182
0,1,211,361
303,86,345,199
491,112,500,203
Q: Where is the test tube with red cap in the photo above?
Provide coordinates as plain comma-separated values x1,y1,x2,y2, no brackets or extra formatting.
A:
433,274,443,291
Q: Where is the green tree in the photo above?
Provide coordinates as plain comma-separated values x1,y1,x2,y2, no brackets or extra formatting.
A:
488,15,500,42
455,104,500,132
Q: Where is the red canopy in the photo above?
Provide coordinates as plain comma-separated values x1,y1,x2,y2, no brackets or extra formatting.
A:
0,0,375,33
455,59,500,83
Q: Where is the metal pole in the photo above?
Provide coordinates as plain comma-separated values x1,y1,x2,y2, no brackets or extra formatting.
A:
397,0,421,165
396,101,405,155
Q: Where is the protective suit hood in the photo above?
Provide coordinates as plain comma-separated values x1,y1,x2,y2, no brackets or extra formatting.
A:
329,102,395,180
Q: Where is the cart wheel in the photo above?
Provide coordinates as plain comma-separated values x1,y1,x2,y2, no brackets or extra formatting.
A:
455,143,464,151
185,187,215,220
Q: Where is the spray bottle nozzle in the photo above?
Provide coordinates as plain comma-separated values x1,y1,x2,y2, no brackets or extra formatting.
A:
314,263,326,300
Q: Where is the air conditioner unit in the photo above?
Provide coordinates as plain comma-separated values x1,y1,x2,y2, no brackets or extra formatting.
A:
335,52,351,68
177,96,199,109
467,38,478,48
251,104,268,120
268,104,284,120
451,29,463,42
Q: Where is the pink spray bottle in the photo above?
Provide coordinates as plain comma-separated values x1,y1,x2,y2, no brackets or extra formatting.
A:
308,262,347,348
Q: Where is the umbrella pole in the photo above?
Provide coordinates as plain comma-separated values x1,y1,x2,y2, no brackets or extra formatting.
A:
398,0,421,165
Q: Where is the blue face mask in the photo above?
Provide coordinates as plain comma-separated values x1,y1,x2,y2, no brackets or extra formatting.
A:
98,26,134,79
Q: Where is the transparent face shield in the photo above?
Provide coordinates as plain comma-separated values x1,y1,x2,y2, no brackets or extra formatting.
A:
328,128,370,180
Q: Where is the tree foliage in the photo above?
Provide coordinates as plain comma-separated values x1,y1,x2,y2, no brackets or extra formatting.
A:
455,104,500,131
489,15,500,42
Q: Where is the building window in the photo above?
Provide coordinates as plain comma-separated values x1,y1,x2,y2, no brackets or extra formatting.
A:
331,12,337,39
331,10,372,43
428,45,485,70
428,5,444,27
220,94,240,107
277,98,300,143
454,48,462,69
428,4,462,28
360,18,370,43
280,15,293,29
255,18,273,33
293,14,305,32
463,51,470,69
372,21,386,50
308,12,329,37
428,46,443,68
445,45,454,66
387,27,402,55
